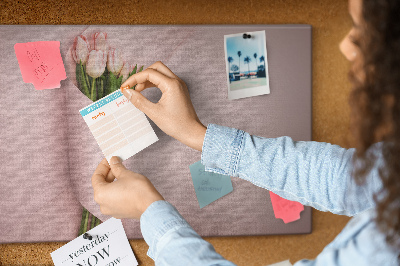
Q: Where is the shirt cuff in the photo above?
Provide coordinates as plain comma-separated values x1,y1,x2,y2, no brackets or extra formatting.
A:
201,123,245,176
140,200,191,260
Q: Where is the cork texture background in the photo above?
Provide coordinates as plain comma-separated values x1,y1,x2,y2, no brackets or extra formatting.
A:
0,0,353,265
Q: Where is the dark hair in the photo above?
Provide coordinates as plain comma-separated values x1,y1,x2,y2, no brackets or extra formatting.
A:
349,0,400,260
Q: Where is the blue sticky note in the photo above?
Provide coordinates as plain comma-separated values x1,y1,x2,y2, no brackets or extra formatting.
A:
189,161,233,208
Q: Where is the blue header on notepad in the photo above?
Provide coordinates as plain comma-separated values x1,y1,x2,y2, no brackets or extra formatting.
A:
80,91,123,116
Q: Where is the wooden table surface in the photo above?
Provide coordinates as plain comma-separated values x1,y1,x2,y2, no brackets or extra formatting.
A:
0,0,352,265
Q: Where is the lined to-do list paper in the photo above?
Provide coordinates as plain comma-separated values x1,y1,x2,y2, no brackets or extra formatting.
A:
79,90,158,162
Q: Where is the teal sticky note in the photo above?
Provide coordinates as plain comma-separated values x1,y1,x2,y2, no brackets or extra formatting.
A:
189,160,233,208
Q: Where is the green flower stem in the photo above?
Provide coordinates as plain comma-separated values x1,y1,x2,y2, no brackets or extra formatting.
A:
100,79,104,99
95,217,101,227
90,78,96,101
78,208,89,236
90,214,96,229
104,76,109,96
84,65,90,93
112,72,117,92
83,209,89,233
80,63,90,96
116,76,123,91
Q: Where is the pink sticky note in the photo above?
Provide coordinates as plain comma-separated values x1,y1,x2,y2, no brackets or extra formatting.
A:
269,191,304,224
14,41,66,90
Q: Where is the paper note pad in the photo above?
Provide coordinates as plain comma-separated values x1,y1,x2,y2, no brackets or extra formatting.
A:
14,41,66,90
269,191,304,224
51,218,138,266
79,90,158,162
189,161,233,208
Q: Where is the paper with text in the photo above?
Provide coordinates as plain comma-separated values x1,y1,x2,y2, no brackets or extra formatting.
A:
14,41,66,90
189,161,233,208
269,191,304,224
79,89,158,163
51,218,138,266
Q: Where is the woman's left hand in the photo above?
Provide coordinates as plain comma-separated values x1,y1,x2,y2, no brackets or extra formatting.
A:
91,156,164,219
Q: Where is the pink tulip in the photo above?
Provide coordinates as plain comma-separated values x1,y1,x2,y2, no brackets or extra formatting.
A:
107,48,124,76
92,32,108,54
119,61,136,82
86,50,106,78
72,35,90,64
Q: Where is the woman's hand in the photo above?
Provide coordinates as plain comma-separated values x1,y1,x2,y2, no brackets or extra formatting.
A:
91,156,164,219
120,61,206,151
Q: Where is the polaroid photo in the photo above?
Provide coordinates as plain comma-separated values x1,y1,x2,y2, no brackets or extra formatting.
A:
224,30,270,100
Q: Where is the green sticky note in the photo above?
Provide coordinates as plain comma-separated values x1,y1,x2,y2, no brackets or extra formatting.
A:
189,161,233,208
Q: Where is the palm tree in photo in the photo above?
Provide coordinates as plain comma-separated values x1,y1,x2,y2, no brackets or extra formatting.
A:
260,55,266,74
227,56,234,73
244,56,251,78
253,53,258,74
237,51,242,77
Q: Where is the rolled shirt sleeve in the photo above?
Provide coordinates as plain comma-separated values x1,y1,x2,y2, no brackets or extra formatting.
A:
140,200,236,265
201,124,383,216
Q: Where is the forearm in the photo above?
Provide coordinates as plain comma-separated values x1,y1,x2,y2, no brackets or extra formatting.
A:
140,200,236,265
201,124,381,216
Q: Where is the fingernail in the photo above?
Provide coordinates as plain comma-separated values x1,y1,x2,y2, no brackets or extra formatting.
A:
124,89,133,100
110,156,122,165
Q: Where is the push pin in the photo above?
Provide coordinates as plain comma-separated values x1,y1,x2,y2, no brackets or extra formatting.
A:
83,233,97,241
121,85,130,93
243,33,252,39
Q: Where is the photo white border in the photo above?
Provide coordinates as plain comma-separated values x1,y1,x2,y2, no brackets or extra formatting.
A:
224,30,270,100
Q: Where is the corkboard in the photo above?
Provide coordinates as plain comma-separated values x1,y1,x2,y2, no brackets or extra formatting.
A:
0,0,352,265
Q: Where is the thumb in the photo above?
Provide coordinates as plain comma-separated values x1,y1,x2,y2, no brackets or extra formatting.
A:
122,89,155,116
109,156,128,178
92,158,111,189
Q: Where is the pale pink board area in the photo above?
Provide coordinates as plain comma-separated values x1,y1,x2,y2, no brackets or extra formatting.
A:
14,41,66,90
0,25,312,243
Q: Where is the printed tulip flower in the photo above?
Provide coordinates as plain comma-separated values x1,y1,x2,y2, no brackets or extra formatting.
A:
93,32,108,54
107,48,124,76
71,31,145,236
72,32,143,104
72,35,90,64
119,62,135,83
86,50,107,101
73,35,91,97
120,63,144,90
86,50,106,79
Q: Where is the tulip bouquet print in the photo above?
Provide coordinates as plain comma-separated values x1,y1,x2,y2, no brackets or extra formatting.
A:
72,32,143,101
71,32,144,235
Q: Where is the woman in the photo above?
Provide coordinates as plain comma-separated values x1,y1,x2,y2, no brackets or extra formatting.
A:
91,0,400,264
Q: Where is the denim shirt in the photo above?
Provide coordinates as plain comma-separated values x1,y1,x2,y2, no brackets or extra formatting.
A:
140,124,399,265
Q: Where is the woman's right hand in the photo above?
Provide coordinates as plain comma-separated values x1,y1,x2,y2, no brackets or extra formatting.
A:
120,61,207,151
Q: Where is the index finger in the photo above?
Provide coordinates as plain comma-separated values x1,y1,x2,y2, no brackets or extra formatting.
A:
121,68,173,93
91,158,111,189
